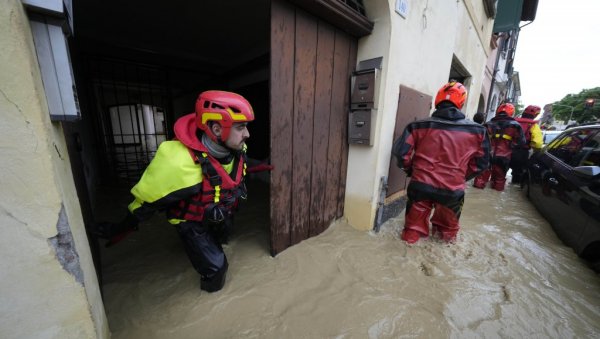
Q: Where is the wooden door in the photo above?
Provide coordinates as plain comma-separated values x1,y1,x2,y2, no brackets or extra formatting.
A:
387,85,433,197
270,0,357,255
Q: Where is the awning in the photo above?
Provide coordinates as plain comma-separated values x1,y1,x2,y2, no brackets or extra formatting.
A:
493,0,539,33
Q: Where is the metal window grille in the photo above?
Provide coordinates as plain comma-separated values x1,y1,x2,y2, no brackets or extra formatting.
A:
339,0,366,16
84,56,172,184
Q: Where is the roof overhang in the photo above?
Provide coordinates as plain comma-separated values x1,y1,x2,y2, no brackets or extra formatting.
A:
287,0,374,37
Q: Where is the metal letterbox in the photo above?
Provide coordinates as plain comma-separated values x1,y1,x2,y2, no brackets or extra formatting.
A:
351,70,376,110
348,110,371,145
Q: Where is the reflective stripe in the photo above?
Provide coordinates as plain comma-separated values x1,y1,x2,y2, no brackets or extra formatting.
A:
227,107,251,121
202,113,223,125
214,186,221,203
493,133,512,141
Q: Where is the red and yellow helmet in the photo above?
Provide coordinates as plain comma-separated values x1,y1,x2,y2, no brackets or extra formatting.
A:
435,81,467,109
195,90,254,142
496,103,515,117
523,105,541,117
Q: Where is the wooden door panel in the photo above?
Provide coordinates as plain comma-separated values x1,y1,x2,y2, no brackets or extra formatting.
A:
270,0,357,254
387,86,432,196
290,11,317,245
337,38,357,218
309,23,335,237
323,32,350,227
270,0,295,255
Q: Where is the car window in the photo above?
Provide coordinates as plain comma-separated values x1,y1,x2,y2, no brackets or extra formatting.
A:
546,129,597,167
576,131,600,167
543,131,561,145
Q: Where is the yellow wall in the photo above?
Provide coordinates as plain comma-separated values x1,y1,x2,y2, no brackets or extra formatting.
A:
0,1,108,338
344,0,495,230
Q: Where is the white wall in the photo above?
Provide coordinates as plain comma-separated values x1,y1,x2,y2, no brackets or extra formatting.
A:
344,0,494,230
0,1,108,338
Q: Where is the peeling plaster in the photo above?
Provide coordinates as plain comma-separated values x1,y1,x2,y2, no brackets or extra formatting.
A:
48,204,84,285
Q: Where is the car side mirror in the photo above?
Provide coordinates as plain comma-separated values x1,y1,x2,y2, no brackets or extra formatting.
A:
573,166,600,178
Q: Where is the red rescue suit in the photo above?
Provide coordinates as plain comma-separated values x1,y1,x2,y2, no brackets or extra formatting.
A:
474,113,525,191
392,106,490,242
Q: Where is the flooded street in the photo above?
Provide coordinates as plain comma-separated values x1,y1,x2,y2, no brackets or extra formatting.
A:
98,180,600,338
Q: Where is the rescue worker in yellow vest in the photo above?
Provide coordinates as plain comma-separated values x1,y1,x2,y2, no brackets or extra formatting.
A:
94,90,254,292
473,103,525,191
510,105,543,184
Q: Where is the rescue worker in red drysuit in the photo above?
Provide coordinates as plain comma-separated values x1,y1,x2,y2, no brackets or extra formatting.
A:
94,90,265,292
473,103,525,191
392,81,490,244
509,105,543,184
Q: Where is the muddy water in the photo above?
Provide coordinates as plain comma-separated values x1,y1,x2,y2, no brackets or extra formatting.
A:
98,181,600,338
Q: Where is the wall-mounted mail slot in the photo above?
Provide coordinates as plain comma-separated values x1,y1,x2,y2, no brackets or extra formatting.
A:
348,110,372,145
350,70,375,109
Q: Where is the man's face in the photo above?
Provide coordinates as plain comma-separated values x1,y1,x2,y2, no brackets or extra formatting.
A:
224,122,250,150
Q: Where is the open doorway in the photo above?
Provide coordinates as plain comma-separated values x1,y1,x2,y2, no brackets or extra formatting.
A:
476,93,486,116
448,56,471,89
68,0,272,298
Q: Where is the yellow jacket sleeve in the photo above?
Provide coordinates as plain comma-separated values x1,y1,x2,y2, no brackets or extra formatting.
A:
128,141,202,214
529,124,543,150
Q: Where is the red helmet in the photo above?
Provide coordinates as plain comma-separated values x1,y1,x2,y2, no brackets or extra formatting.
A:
435,81,467,109
195,90,254,142
523,105,541,117
496,103,515,117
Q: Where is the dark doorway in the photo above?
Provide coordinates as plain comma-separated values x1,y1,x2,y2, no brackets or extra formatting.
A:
449,56,471,86
68,0,272,289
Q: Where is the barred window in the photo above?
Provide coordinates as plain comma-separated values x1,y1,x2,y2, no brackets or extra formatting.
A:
339,0,366,16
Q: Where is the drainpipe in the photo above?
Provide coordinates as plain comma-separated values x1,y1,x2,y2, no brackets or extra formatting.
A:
505,28,520,102
485,33,504,121
373,176,388,233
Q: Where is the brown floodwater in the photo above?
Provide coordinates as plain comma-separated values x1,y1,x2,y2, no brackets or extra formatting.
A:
97,180,600,338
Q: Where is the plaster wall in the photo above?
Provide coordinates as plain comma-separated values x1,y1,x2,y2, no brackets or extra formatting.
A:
453,0,495,116
342,0,392,230
0,1,108,338
344,0,494,230
481,40,497,114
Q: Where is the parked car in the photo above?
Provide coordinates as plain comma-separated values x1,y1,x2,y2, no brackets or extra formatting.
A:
524,124,600,271
542,130,562,146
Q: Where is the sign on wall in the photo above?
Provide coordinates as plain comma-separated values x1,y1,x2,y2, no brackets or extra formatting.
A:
395,0,409,18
